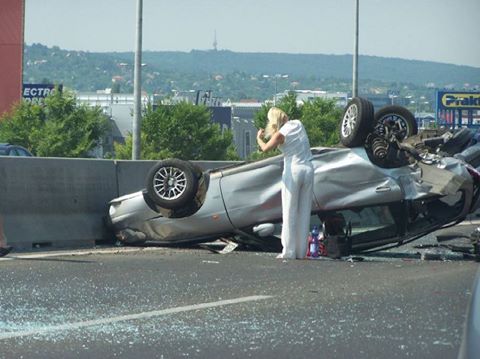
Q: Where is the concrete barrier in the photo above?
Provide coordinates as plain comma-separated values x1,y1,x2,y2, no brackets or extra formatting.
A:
0,157,117,250
0,157,238,250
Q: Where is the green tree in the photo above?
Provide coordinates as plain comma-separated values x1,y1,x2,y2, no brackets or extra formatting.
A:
114,101,238,160
0,90,110,157
301,97,342,147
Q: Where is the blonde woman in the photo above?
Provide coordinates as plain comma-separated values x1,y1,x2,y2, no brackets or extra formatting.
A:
256,107,314,259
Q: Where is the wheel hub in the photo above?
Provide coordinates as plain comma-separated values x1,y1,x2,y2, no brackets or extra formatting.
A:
378,114,408,140
153,166,187,200
342,104,358,137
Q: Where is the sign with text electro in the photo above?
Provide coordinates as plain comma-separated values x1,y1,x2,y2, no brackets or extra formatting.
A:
22,84,62,104
437,91,480,110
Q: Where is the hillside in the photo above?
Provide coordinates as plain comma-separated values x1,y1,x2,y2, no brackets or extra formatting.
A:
23,44,480,101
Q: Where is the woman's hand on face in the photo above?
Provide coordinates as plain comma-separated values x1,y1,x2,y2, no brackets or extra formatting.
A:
257,128,265,139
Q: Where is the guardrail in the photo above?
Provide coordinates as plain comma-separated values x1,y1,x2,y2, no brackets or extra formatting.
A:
0,157,237,250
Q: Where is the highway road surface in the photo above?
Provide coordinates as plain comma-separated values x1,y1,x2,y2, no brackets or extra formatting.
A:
0,229,478,359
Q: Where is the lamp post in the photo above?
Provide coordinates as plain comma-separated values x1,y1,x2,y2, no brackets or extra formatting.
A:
352,0,359,98
263,74,289,105
132,0,143,160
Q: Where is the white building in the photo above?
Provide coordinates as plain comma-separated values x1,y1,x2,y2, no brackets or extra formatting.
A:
276,89,348,108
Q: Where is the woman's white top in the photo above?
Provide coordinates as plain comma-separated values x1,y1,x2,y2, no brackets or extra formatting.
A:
278,119,312,165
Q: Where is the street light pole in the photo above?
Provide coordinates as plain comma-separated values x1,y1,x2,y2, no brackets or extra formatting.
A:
274,77,278,106
132,0,143,160
352,0,359,98
263,74,288,106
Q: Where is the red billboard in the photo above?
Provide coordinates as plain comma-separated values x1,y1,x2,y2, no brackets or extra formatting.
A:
0,0,24,115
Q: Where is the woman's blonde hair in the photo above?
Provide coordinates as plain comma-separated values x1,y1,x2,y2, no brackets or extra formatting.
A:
265,107,288,139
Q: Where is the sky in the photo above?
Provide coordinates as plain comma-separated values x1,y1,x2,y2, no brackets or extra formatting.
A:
24,0,480,68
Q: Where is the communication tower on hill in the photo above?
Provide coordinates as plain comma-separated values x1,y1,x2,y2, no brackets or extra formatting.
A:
213,30,218,51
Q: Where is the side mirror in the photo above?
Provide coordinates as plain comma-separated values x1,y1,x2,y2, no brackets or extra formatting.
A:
253,223,275,237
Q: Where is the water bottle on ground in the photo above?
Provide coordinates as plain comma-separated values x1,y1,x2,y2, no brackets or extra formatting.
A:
309,225,320,258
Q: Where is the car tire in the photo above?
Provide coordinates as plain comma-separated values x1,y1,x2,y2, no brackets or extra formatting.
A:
374,105,418,141
145,159,200,210
340,97,374,147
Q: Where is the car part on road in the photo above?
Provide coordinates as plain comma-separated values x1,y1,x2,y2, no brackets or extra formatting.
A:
252,223,275,237
321,214,352,259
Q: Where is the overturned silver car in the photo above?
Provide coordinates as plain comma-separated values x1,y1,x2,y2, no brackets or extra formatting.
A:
107,97,480,257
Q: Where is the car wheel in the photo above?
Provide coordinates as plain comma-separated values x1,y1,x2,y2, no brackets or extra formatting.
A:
145,159,200,210
374,105,418,141
340,97,374,147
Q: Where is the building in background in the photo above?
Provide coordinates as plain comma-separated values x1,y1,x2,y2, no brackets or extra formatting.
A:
362,94,409,111
276,90,348,108
0,0,24,115
76,89,232,157
76,90,152,156
228,101,263,159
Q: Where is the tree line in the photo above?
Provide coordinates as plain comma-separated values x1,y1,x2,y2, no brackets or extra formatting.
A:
0,90,343,160
24,44,478,105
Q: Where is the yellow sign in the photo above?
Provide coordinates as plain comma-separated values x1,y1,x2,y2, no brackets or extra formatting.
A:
441,93,480,108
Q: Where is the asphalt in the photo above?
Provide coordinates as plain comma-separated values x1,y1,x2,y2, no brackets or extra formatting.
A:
0,233,478,359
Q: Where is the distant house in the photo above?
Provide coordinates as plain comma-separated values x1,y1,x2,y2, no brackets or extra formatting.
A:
415,113,436,129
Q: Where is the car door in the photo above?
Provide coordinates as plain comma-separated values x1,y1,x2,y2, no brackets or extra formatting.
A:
320,202,406,252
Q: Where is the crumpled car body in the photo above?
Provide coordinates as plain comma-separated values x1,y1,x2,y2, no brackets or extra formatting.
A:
108,145,480,253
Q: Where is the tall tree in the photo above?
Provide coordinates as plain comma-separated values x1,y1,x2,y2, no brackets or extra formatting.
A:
301,97,342,147
114,101,239,160
0,90,110,157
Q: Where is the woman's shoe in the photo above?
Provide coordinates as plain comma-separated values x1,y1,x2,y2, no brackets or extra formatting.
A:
0,246,13,257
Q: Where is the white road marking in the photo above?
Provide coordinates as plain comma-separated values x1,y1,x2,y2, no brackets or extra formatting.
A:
0,295,272,340
0,246,167,261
